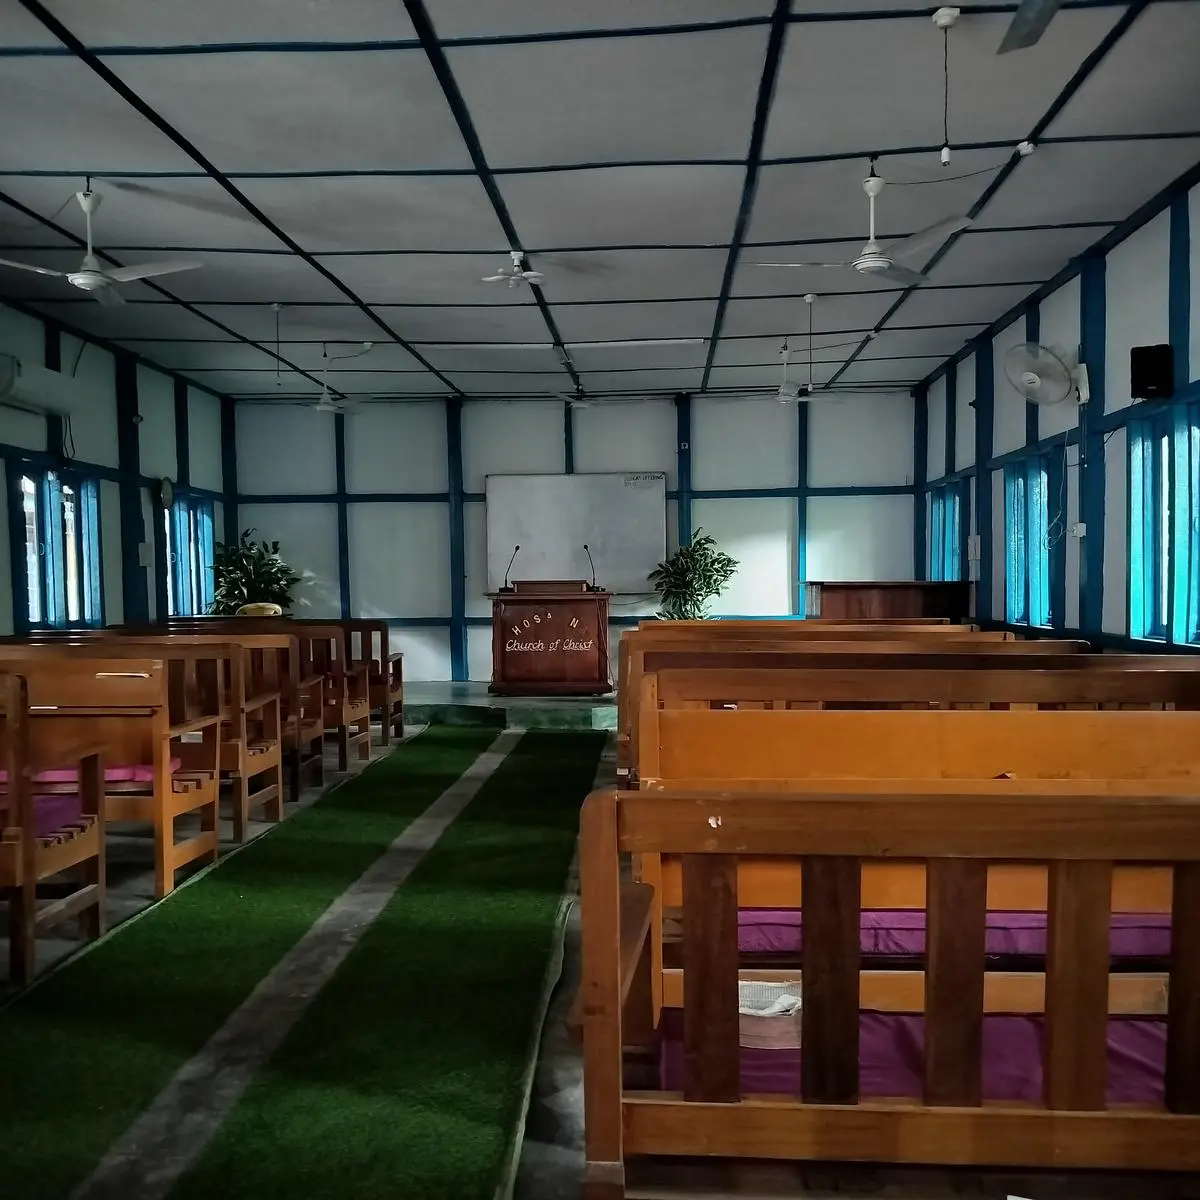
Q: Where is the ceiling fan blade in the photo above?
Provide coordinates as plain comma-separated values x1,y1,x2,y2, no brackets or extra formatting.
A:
95,285,126,306
750,261,847,269
105,260,201,283
874,262,929,288
998,0,1062,52
481,273,509,282
521,271,545,284
886,216,971,261
0,256,66,278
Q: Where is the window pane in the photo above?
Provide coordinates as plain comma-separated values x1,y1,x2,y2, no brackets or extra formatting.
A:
165,507,175,616
21,475,41,623
1159,433,1171,630
1005,468,1027,624
1028,461,1051,627
62,483,80,624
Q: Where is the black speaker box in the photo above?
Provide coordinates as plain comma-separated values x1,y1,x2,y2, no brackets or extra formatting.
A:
1130,343,1174,401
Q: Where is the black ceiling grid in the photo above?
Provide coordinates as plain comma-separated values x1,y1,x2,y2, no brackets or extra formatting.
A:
400,0,581,396
0,186,336,396
699,0,793,393
825,0,1153,387
14,0,466,398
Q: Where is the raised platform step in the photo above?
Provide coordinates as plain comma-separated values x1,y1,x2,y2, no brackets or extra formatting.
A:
404,682,616,731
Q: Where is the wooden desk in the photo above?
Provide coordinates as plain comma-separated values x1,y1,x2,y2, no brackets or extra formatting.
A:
805,580,972,621
488,581,611,696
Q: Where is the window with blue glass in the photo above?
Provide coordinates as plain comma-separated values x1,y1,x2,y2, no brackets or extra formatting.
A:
18,468,103,628
928,484,961,581
1132,405,1200,645
165,496,215,616
1004,457,1051,627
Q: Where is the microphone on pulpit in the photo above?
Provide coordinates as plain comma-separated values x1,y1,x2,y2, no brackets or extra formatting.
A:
583,543,599,592
502,545,520,593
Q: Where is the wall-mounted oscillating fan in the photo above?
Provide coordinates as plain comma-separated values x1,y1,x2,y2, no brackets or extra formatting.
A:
1002,342,1089,406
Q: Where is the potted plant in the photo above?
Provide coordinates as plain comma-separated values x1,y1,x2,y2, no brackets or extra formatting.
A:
648,528,739,620
210,529,301,616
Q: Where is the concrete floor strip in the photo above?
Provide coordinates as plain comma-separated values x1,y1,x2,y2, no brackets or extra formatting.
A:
70,728,522,1200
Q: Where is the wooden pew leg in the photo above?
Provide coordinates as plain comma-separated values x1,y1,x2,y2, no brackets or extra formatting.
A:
269,762,286,822
154,817,175,898
8,884,36,986
287,750,302,804
337,726,350,772
379,702,390,747
80,838,106,943
231,776,250,844
357,716,371,761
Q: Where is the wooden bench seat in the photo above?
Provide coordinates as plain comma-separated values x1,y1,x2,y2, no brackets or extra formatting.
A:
0,672,106,985
0,657,221,897
578,785,1200,1191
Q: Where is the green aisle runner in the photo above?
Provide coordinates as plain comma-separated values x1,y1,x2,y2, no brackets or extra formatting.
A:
169,730,605,1200
0,726,499,1200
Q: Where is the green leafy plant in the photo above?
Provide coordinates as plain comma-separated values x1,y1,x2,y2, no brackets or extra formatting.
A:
210,529,301,615
648,528,739,620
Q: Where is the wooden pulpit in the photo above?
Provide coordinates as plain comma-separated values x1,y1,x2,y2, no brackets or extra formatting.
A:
488,580,611,696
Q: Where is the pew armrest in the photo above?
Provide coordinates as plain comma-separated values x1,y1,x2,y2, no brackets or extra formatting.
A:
26,742,107,779
168,714,222,736
243,689,282,711
567,881,655,1039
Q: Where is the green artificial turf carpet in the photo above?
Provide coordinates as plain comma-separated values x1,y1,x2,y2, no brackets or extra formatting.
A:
169,729,606,1200
0,726,500,1200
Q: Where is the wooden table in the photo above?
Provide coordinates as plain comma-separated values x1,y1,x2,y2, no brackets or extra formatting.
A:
488,581,611,696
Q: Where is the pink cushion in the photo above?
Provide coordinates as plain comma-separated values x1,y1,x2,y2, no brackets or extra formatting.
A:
0,757,181,784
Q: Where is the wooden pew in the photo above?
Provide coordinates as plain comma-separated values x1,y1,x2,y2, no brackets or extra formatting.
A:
579,786,1200,1189
328,619,404,746
619,635,1089,780
0,657,221,897
7,637,285,842
0,672,106,985
156,618,369,769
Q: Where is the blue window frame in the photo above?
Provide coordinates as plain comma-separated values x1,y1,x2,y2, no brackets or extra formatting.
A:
18,468,103,628
1004,457,1051,627
928,484,962,581
1183,406,1200,644
166,496,215,616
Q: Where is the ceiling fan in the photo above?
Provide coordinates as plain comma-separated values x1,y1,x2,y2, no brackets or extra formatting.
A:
0,188,200,305
306,343,369,413
998,0,1062,53
751,164,971,289
482,250,545,289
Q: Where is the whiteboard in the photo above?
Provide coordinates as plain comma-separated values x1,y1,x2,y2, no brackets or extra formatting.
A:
485,472,666,595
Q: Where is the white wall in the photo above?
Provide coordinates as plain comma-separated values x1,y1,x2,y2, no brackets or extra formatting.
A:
921,176,1199,642
926,376,946,479
236,387,920,681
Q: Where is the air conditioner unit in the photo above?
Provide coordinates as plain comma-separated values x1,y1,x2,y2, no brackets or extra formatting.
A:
0,353,75,415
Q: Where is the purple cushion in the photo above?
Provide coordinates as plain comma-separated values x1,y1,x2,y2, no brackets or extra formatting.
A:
32,793,84,838
659,1008,1166,1105
738,908,1172,959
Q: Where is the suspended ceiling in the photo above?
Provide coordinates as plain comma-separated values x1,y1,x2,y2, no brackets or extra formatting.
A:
0,0,1197,404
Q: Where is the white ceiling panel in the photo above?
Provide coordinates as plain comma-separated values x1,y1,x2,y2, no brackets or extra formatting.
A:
445,372,568,394
324,370,447,395
1047,2,1200,139
746,150,1001,245
21,299,246,341
722,292,897,338
428,1,773,38
373,304,548,343
927,227,1100,287
712,335,859,367
890,283,1034,329
119,340,423,373
733,250,903,298
763,7,1123,159
108,52,472,173
566,341,708,371
861,326,985,360
550,301,717,342
0,176,286,251
831,357,930,384
21,1,416,45
497,166,743,248
312,253,541,305
529,249,728,302
448,26,767,165
195,303,385,342
235,175,509,253
420,345,561,372
0,58,198,171
153,253,348,304
981,136,1200,228
578,369,703,393
704,364,798,391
